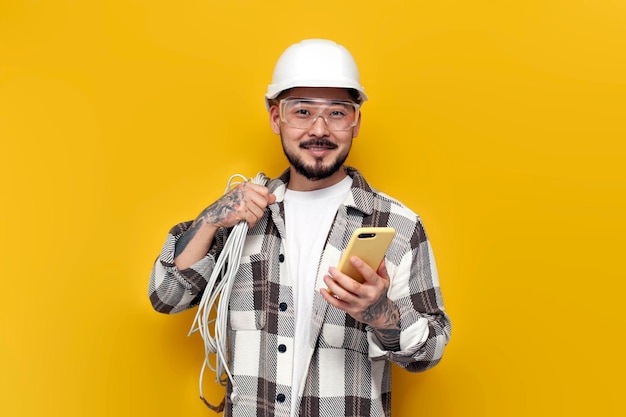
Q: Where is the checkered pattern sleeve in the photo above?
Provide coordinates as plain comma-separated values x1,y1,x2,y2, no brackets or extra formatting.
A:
344,170,451,373
148,221,224,314
367,218,451,372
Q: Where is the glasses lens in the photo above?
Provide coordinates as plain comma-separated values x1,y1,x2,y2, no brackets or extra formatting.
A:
281,98,358,130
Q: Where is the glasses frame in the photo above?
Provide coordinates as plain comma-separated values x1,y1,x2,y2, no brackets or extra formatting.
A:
278,97,361,131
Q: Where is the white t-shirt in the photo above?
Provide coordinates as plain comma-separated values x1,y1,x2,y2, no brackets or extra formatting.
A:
283,176,352,416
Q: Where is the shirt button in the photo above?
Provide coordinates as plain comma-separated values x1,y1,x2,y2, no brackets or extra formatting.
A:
279,302,287,311
278,254,285,262
277,393,286,403
278,344,287,353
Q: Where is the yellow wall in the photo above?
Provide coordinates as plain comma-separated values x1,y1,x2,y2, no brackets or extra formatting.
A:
1,1,624,415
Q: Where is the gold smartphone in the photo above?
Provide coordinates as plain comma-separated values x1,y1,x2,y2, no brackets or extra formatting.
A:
337,227,396,283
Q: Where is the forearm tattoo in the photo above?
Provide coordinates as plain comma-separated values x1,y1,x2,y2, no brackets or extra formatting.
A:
174,188,244,258
363,295,401,351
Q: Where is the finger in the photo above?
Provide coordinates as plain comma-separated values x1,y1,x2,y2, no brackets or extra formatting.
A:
243,204,264,226
245,183,272,200
349,256,379,285
246,190,272,211
320,287,345,308
322,275,353,305
245,185,277,209
326,267,361,297
323,272,342,297
245,194,274,226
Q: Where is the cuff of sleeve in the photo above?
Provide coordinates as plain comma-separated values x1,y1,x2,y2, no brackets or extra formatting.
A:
367,313,429,360
159,222,216,294
166,255,216,294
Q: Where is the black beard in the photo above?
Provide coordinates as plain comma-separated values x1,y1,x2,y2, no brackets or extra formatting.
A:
281,136,351,181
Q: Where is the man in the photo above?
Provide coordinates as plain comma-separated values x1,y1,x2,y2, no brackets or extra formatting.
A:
149,39,451,417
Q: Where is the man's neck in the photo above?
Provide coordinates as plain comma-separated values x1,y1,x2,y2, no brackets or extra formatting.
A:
286,166,347,191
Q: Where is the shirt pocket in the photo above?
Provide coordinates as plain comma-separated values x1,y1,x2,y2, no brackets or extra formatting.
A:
228,252,269,330
321,322,369,355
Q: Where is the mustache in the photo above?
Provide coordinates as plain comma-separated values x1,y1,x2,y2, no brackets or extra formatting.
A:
299,138,337,149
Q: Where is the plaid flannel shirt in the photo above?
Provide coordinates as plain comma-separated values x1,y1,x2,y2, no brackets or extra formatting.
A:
149,167,451,417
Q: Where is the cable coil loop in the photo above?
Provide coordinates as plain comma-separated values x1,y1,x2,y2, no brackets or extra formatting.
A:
188,172,269,408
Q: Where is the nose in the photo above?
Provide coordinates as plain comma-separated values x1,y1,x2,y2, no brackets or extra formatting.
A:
308,114,330,136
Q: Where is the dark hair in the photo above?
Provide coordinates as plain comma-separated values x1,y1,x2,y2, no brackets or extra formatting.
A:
347,88,362,103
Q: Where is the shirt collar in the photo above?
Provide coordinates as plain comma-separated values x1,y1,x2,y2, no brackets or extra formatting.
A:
268,166,375,216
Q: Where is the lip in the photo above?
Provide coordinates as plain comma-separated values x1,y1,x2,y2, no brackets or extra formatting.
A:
302,142,336,155
305,147,333,157
301,140,337,150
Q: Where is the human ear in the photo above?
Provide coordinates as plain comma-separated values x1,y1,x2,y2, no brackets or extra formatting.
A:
269,105,281,135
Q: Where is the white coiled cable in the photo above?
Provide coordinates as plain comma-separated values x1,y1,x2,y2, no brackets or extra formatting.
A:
188,172,269,408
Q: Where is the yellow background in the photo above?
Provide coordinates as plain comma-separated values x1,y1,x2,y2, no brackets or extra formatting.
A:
1,0,625,416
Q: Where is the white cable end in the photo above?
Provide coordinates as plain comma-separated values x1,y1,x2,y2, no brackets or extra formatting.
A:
230,386,239,404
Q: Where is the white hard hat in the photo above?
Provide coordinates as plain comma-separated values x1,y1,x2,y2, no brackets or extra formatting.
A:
265,39,367,110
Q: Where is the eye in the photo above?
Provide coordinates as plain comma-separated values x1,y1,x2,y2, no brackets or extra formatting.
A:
288,102,316,118
328,110,347,118
327,104,352,119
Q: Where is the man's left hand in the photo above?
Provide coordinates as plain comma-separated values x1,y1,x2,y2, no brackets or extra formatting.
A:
321,258,399,329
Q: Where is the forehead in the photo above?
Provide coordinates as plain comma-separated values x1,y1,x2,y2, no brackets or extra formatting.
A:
285,87,354,101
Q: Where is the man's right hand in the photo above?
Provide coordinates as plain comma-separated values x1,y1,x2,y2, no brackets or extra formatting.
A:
207,182,277,229
174,183,276,269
